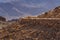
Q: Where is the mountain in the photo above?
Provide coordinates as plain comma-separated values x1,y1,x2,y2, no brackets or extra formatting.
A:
0,6,60,40
37,6,60,18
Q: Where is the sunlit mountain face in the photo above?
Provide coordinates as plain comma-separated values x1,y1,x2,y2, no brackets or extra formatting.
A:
0,0,60,20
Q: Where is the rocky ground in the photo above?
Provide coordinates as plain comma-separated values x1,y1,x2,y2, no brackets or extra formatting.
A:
0,18,60,40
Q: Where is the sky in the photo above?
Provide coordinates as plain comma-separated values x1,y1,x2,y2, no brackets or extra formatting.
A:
0,0,60,11
0,0,60,20
0,0,16,2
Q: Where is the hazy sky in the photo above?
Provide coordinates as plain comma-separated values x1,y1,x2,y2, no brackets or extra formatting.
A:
0,0,60,14
0,0,60,7
0,0,15,2
0,0,60,20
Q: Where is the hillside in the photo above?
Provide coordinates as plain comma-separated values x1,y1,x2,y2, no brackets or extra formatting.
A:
37,6,60,18
0,6,60,40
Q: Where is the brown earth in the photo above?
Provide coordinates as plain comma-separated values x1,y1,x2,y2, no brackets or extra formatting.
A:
0,18,60,40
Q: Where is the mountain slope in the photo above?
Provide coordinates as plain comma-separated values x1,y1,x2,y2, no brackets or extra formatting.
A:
37,6,60,18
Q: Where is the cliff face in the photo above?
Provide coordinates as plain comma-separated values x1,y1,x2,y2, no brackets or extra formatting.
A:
0,6,60,40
